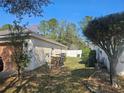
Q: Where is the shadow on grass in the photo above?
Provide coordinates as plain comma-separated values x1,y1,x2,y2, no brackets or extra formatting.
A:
71,68,95,78
0,65,94,93
78,61,86,64
35,68,89,93
0,65,49,93
0,77,19,93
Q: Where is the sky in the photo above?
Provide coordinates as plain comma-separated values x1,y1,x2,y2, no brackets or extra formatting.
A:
0,0,124,26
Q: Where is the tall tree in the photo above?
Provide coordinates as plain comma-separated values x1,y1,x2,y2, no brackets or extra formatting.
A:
48,18,58,30
83,12,124,85
80,16,92,32
65,23,77,49
38,19,85,49
38,20,49,36
56,20,67,43
48,18,59,40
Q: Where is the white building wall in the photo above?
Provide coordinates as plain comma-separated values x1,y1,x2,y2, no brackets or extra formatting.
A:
25,39,45,70
116,51,124,75
32,38,66,60
95,46,124,76
95,47,110,70
62,50,82,58
25,38,66,71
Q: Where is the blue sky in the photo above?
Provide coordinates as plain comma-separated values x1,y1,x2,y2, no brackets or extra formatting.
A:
0,0,124,26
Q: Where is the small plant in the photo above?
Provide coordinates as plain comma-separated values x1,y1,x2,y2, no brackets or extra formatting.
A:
9,21,30,79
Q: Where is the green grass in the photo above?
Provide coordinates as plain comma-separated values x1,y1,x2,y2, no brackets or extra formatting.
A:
64,57,85,70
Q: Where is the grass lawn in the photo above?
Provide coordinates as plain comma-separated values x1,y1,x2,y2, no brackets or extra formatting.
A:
0,57,95,93
64,57,85,70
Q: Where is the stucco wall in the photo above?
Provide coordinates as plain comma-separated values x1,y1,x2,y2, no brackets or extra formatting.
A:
25,39,46,70
95,48,110,70
95,46,124,76
116,51,124,75
25,38,66,70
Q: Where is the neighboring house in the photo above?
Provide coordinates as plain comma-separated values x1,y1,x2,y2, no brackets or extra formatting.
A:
62,50,82,58
0,30,67,72
94,46,124,76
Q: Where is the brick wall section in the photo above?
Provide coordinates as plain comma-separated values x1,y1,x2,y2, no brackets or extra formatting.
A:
0,45,16,72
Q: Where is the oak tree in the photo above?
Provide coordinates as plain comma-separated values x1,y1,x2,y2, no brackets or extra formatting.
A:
83,12,124,85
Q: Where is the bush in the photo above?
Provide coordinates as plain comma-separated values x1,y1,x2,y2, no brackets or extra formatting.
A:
86,50,97,67
81,47,91,64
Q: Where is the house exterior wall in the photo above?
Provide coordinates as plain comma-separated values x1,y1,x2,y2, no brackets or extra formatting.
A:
116,51,124,75
0,31,67,72
0,38,66,72
95,46,124,76
25,38,66,71
95,47,110,70
0,45,16,72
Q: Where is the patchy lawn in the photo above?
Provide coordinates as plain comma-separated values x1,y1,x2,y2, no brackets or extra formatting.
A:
64,57,85,70
0,57,95,93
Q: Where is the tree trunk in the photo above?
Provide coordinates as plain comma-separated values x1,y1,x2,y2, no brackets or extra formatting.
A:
17,65,21,79
109,60,113,85
109,57,118,85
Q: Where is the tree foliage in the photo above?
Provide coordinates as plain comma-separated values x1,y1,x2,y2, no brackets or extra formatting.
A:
9,21,30,78
0,0,51,17
83,12,124,85
48,18,58,30
38,18,85,49
38,20,49,36
80,16,92,32
47,18,59,40
0,24,13,31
